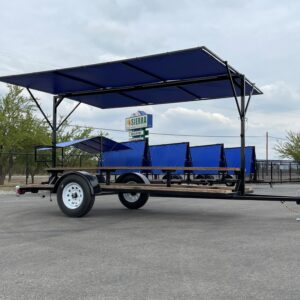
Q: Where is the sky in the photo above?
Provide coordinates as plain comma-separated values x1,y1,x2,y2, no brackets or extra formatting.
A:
0,0,300,159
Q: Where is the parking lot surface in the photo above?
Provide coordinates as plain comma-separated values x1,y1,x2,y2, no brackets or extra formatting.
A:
0,184,300,299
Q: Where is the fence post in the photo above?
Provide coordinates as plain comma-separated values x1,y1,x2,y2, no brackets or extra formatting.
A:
270,162,273,183
25,154,29,185
289,162,292,181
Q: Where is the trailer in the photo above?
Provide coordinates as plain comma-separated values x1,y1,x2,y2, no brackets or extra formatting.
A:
1,46,300,217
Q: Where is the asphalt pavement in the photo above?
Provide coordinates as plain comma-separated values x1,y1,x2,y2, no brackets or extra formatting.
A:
0,184,300,299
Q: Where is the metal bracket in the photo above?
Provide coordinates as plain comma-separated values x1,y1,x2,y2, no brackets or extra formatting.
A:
55,96,64,108
56,102,81,131
225,62,241,117
245,84,255,114
27,88,53,129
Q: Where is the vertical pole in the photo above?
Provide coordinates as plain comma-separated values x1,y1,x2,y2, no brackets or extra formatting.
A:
240,75,246,195
270,162,273,183
52,96,58,168
266,131,268,175
100,135,103,167
254,162,257,181
25,153,29,185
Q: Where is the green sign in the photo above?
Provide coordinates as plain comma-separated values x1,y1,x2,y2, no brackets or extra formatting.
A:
128,128,149,140
126,111,152,140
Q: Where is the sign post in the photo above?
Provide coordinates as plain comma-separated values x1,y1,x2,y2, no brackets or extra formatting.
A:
125,111,152,141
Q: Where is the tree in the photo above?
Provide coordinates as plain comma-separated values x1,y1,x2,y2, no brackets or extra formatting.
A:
18,113,51,183
0,85,51,184
275,131,300,161
0,84,105,184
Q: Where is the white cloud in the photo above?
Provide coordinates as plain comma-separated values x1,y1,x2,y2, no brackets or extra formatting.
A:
1,0,300,159
255,81,300,112
161,106,233,126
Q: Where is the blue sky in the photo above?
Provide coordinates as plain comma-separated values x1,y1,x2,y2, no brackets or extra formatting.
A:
0,0,300,159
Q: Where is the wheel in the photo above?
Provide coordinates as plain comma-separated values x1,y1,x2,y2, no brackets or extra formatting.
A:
118,174,149,209
57,175,95,217
224,174,235,187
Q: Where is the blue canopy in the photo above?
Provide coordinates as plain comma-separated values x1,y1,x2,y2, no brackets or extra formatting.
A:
40,136,130,154
225,146,256,176
0,47,262,109
190,144,226,175
102,140,150,174
149,142,191,175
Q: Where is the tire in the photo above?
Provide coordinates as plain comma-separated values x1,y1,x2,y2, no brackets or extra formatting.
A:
57,175,95,217
118,174,149,209
224,174,235,187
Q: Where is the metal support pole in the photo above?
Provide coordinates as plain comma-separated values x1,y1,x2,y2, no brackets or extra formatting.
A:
240,75,246,195
56,102,81,131
27,88,53,130
271,162,273,183
266,131,269,176
100,135,103,167
52,96,58,168
166,171,171,187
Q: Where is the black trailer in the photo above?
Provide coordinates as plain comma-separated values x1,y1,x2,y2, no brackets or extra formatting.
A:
1,46,299,217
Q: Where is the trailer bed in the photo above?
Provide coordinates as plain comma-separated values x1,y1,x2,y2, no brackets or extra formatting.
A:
17,182,250,196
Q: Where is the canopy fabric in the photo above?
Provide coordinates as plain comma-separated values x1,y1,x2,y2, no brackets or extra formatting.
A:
50,136,130,154
190,144,226,175
0,47,262,110
225,146,256,176
149,142,191,175
102,140,150,174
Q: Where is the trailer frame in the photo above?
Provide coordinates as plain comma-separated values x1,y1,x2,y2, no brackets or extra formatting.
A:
2,46,299,217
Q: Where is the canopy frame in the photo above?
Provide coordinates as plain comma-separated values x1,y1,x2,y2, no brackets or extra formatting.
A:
45,72,250,194
0,47,261,196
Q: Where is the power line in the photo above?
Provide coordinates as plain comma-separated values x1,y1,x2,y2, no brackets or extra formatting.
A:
65,123,287,140
268,135,286,141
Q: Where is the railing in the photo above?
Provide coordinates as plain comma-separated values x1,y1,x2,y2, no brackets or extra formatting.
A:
0,151,98,185
1,151,299,186
256,160,300,183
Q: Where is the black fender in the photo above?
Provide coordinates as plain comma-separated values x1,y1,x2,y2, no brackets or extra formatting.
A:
116,172,150,184
53,171,101,194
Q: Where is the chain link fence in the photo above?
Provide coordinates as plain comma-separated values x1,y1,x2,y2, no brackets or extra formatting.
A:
0,151,98,186
256,160,300,183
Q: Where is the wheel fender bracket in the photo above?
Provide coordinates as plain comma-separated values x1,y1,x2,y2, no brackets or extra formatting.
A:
116,172,150,184
54,171,101,195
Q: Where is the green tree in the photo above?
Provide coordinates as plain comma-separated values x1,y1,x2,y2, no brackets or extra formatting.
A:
19,113,51,183
275,131,300,161
0,85,50,184
0,85,106,184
